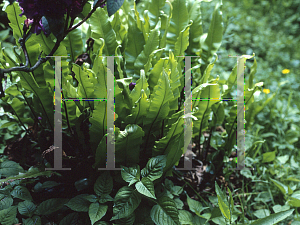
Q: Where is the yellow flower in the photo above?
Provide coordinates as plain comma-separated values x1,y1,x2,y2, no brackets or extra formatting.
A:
282,69,290,74
263,89,270,94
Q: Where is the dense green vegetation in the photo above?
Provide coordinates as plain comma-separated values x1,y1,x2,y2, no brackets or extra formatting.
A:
0,0,299,224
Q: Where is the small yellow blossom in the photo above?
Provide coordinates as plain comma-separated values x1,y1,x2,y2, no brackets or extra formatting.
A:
263,89,270,94
282,69,290,74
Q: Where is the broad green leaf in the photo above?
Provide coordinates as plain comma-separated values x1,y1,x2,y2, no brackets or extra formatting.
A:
89,202,108,225
186,193,206,217
78,2,91,18
270,178,288,195
115,124,145,167
111,186,141,220
222,64,237,97
0,167,57,184
200,0,223,70
114,45,124,79
262,151,276,163
34,32,68,56
171,186,183,196
166,51,181,111
36,198,68,215
107,0,124,17
250,209,294,225
215,182,230,221
147,58,168,92
9,96,34,126
285,130,299,145
18,200,36,217
43,61,55,92
73,64,95,99
22,216,42,225
121,165,141,186
0,206,18,225
0,160,24,177
90,7,118,55
93,54,107,99
193,215,207,225
141,155,167,181
245,82,263,111
142,10,151,42
94,171,113,196
1,43,17,69
126,71,151,125
98,194,114,204
200,55,217,84
115,78,132,122
178,210,193,224
254,209,270,219
120,0,135,19
285,176,300,182
6,3,25,42
150,196,180,225
165,178,174,190
133,1,146,39
0,195,13,210
124,15,145,79
192,83,220,139
144,0,167,28
211,101,225,126
272,205,290,213
21,35,46,87
210,207,226,224
93,134,108,169
89,101,107,152
192,83,220,110
174,23,191,58
61,99,77,129
62,27,83,63
65,194,91,212
186,0,203,55
152,116,186,177
113,212,136,224
158,12,171,55
111,11,126,46
287,197,300,207
166,0,189,53
2,50,54,130
174,198,184,210
143,70,174,130
247,92,276,127
287,192,300,207
152,114,184,156
0,121,16,129
84,195,99,202
59,212,79,225
135,177,156,199
133,26,160,81
94,222,110,225
11,186,32,201
290,156,300,169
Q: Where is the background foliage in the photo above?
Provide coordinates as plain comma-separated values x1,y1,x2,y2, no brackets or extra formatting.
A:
0,0,299,224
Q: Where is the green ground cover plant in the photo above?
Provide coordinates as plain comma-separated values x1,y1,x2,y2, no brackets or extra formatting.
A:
0,0,299,224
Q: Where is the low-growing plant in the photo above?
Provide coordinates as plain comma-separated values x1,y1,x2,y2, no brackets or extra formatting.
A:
1,0,290,224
